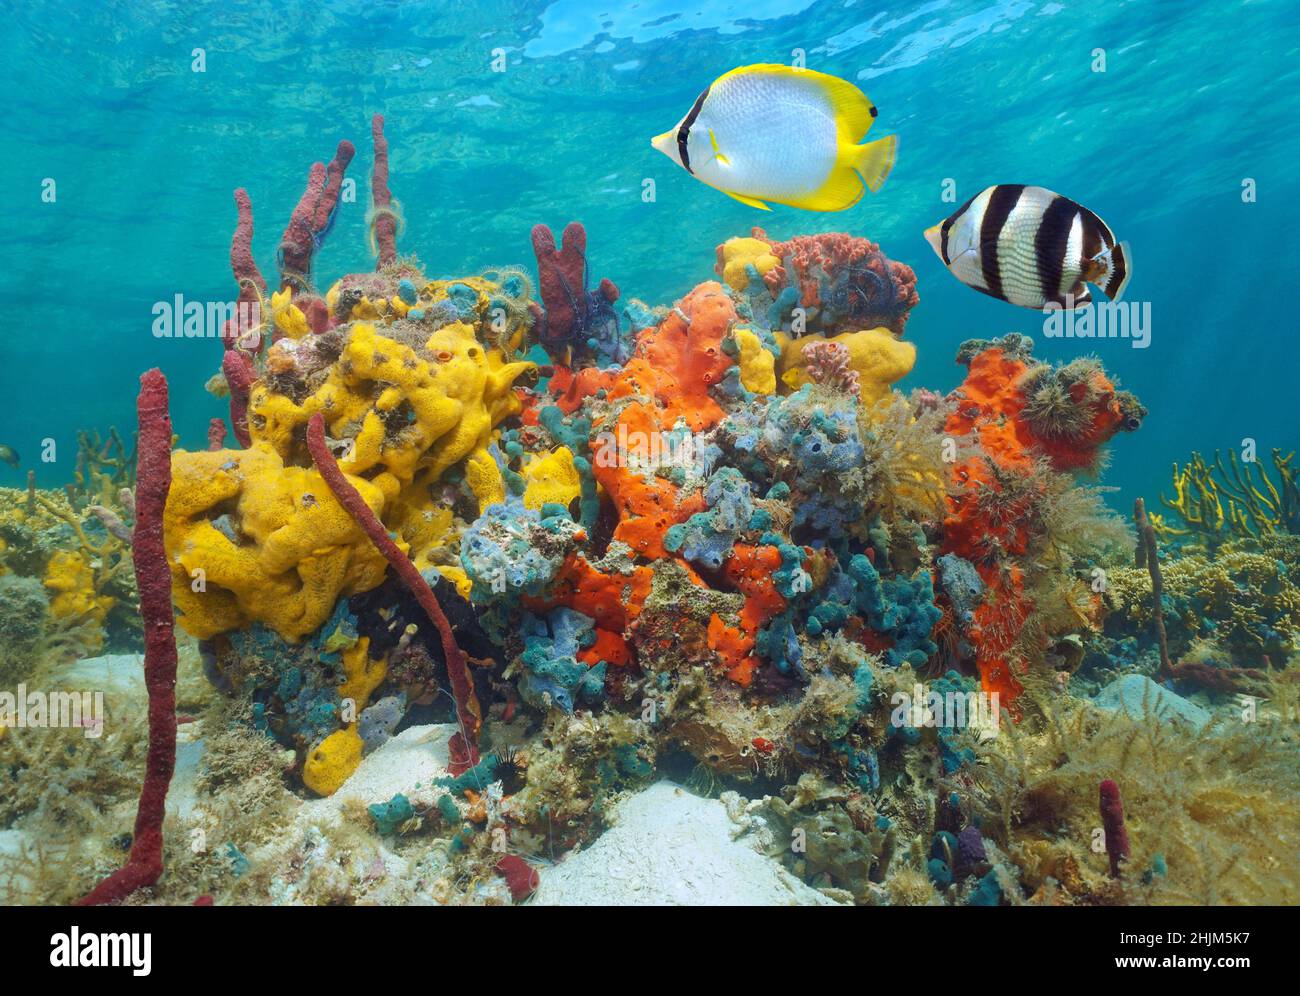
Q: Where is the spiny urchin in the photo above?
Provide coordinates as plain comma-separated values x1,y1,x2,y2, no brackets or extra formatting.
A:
493,744,527,796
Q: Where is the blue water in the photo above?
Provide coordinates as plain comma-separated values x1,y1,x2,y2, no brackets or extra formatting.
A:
2,0,1296,510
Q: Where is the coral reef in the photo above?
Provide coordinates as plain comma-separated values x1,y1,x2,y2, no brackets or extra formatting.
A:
0,463,139,667
967,683,1300,904
174,130,535,647
9,113,1296,911
1105,546,1300,662
0,575,48,682
940,335,1142,703
718,228,919,337
307,412,482,777
1101,442,1300,701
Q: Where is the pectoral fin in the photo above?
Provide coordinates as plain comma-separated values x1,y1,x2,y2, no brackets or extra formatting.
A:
723,190,771,211
708,128,731,167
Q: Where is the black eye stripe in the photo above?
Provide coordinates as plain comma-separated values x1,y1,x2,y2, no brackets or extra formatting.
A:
938,191,981,266
677,86,710,175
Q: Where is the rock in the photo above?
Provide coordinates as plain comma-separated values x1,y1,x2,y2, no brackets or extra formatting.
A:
54,654,145,705
0,830,38,902
1093,674,1210,730
167,739,203,822
531,780,841,906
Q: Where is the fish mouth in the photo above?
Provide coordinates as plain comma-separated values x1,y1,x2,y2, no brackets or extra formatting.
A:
651,130,676,158
922,223,943,258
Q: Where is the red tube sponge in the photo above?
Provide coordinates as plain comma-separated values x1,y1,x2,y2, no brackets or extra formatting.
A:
221,349,255,448
370,114,397,267
206,417,227,451
279,140,355,286
222,188,267,352
1099,778,1131,878
531,220,619,360
305,414,481,763
77,369,179,906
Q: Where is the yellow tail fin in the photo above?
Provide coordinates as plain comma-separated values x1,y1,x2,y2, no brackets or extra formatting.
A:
848,134,897,193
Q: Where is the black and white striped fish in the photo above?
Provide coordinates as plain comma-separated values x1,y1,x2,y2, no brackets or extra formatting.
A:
923,185,1131,310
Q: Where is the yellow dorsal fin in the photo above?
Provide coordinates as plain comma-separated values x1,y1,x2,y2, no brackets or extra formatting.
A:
708,128,731,167
722,189,771,211
715,64,879,142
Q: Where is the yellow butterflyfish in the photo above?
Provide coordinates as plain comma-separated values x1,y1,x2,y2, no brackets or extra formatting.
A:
650,64,897,212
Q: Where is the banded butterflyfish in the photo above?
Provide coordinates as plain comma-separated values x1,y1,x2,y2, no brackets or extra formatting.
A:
924,185,1132,309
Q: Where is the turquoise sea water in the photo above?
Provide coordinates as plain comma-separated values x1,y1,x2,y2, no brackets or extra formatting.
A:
2,0,1296,509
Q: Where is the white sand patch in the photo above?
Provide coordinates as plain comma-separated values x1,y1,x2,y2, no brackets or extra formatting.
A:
240,725,461,905
48,654,202,821
531,781,842,906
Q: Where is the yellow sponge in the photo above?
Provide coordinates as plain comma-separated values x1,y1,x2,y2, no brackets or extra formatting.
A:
521,447,582,511
303,726,364,796
734,327,776,395
716,236,779,292
776,327,915,407
168,318,535,641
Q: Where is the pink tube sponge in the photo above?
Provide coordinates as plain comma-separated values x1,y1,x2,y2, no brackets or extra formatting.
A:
1099,778,1131,878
